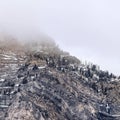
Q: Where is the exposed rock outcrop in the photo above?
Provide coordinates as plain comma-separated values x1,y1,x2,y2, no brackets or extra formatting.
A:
0,41,120,120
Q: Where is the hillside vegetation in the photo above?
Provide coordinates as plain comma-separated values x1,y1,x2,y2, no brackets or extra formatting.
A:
0,34,120,120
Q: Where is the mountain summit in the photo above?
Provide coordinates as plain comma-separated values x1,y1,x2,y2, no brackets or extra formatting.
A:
0,39,120,120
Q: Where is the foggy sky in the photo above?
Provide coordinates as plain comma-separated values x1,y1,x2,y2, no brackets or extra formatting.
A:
0,0,120,75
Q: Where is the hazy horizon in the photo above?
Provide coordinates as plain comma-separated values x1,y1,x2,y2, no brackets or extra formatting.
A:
0,0,120,75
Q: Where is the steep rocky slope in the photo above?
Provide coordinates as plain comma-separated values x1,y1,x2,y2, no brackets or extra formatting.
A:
0,41,120,120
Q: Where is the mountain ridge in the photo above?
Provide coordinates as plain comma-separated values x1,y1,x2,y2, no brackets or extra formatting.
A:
0,39,120,120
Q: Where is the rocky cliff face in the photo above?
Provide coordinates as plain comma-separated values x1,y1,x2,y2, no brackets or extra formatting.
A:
0,43,120,120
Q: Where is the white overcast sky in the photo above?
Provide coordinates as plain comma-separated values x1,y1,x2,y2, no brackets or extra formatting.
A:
0,0,120,75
